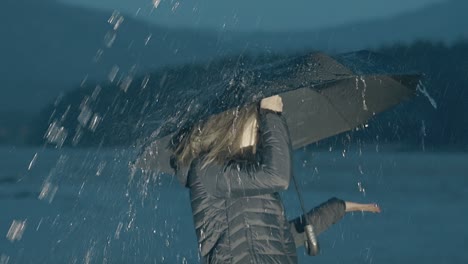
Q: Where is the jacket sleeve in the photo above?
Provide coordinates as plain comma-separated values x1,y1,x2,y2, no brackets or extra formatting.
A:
199,109,292,198
289,197,346,248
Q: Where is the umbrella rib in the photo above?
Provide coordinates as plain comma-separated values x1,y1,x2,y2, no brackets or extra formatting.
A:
316,88,354,130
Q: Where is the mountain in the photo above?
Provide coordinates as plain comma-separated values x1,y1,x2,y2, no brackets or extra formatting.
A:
234,0,468,52
27,40,468,150
0,0,236,113
1,0,467,114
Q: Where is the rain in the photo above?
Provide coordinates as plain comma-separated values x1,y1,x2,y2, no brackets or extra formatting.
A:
1,0,468,263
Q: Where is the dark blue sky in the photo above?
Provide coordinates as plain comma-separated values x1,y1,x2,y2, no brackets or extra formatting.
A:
60,0,446,31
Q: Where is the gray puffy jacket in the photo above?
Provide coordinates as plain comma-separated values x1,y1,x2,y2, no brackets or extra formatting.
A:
182,110,346,264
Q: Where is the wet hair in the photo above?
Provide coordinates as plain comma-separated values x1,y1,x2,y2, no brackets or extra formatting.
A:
172,104,259,169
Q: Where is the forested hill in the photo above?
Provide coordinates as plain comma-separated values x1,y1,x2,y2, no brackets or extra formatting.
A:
371,41,468,150
22,40,468,151
2,0,467,114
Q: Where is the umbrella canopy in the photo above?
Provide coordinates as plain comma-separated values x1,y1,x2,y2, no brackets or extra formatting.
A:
134,51,420,178
283,74,418,148
40,50,418,148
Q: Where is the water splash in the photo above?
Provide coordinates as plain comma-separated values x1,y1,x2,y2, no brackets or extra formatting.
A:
6,220,27,242
44,121,68,148
417,81,437,109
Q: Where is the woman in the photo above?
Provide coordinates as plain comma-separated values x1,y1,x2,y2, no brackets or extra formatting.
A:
171,95,380,264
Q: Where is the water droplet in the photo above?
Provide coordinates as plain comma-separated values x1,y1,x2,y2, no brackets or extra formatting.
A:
108,65,119,82
93,49,104,63
357,182,366,196
114,222,123,239
36,218,43,231
144,34,152,46
60,105,71,122
0,254,10,264
360,76,368,111
72,126,83,146
141,75,150,89
108,10,121,25
153,0,162,9
6,220,27,242
172,1,180,12
120,75,133,92
84,248,93,264
91,85,102,101
38,181,58,203
96,161,106,176
78,105,93,127
28,153,38,170
107,10,124,30
113,16,124,30
44,121,68,147
103,30,117,48
89,114,102,132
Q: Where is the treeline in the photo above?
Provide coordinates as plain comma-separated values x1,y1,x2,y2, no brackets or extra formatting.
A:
355,40,468,150
9,40,468,150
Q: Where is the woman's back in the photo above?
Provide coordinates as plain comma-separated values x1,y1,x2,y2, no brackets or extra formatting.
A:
187,158,297,264
184,109,298,264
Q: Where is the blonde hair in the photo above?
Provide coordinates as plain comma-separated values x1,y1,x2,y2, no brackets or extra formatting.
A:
172,104,259,168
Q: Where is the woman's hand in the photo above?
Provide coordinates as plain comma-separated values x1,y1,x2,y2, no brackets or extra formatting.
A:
345,201,381,213
260,95,283,113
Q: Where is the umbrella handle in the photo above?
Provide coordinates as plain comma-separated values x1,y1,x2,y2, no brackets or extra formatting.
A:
291,169,320,256
304,224,320,256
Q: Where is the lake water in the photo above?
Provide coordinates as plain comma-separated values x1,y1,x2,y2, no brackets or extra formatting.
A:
1,147,467,263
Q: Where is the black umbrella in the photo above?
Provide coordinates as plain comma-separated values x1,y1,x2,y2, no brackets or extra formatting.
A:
41,50,417,148
134,51,420,177
283,73,417,148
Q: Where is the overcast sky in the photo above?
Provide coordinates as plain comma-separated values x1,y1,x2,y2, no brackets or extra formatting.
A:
60,0,447,31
